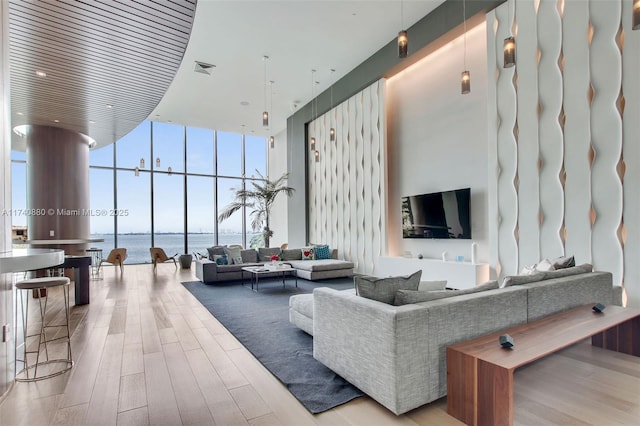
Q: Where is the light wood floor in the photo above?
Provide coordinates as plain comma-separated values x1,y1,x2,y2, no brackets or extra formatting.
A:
0,264,638,425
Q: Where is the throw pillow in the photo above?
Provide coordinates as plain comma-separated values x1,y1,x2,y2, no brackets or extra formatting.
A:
207,245,226,261
241,249,258,263
301,247,315,260
418,280,448,291
224,246,242,264
258,247,282,262
355,270,422,304
314,244,331,260
535,258,555,272
232,256,243,265
213,254,228,265
551,255,575,270
281,249,302,261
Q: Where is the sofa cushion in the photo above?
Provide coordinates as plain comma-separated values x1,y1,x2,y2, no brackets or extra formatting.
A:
289,293,314,319
241,249,258,263
314,244,331,260
258,247,282,262
287,259,354,272
418,280,447,291
301,247,315,260
207,245,226,260
355,270,421,304
281,249,302,261
394,280,499,305
542,263,592,279
501,271,546,288
217,262,262,273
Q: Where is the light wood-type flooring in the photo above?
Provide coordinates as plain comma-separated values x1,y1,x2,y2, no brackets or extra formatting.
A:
0,264,638,425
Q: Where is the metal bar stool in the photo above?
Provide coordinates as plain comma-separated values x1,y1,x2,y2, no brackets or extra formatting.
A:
15,277,73,382
85,247,103,279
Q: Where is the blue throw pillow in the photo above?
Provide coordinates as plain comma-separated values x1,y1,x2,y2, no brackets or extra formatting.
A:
314,245,331,260
214,254,228,265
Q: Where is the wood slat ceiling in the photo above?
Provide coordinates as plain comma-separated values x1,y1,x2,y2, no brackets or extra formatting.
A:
9,0,197,150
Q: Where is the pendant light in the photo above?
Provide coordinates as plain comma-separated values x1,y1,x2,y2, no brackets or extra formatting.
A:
503,0,516,67
398,0,408,58
309,69,316,151
329,68,335,142
262,55,269,127
634,0,639,30
461,0,471,94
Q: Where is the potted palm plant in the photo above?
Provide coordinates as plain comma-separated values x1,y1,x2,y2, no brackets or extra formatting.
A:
218,171,294,248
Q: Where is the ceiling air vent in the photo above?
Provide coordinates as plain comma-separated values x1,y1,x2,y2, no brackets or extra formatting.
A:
194,61,215,75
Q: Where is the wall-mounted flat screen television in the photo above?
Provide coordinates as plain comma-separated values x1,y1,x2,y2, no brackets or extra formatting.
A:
401,188,471,239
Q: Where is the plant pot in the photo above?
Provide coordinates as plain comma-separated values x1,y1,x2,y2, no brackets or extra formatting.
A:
179,254,193,269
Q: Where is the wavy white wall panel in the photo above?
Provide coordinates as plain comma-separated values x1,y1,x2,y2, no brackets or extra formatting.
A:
369,84,383,275
589,3,624,286
562,1,592,265
487,9,500,277
622,0,640,306
537,0,565,259
493,3,520,277
515,0,541,269
488,0,636,304
307,81,385,274
354,91,365,272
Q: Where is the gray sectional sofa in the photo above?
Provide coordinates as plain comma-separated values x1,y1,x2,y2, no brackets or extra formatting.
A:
195,246,354,284
310,266,622,415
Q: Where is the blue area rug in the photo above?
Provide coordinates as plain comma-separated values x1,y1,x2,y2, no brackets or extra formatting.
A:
181,277,364,414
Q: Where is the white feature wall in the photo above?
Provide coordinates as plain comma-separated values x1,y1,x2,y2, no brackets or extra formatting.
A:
386,23,490,267
488,0,639,307
267,127,289,247
307,81,386,275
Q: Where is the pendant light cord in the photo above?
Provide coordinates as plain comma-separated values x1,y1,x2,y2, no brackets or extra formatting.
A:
463,0,467,70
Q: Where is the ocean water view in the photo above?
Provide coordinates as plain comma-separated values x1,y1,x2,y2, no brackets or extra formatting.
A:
86,233,261,264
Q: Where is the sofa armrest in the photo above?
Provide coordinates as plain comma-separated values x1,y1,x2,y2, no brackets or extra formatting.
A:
195,259,219,283
312,287,432,415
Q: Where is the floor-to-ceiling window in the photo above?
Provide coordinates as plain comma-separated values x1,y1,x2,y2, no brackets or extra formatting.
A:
10,121,267,263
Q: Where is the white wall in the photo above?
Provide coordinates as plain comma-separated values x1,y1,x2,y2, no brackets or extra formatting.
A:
267,127,289,248
386,22,490,267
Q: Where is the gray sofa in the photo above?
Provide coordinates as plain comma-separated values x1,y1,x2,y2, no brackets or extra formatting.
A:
195,247,354,283
311,267,622,415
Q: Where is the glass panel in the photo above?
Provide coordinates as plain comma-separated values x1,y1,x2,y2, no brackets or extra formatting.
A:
11,151,26,161
153,173,185,255
244,135,266,178
217,131,242,177
152,122,184,173
90,144,113,167
217,177,244,247
116,121,151,170
89,168,115,255
186,127,214,175
11,162,27,248
187,175,215,256
116,170,151,263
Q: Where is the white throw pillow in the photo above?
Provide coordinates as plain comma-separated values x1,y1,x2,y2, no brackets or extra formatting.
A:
535,258,555,272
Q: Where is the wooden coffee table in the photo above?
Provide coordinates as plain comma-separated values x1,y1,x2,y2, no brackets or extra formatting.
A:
241,265,297,291
447,304,640,426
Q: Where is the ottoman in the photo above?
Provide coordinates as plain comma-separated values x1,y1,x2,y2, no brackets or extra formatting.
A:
289,293,314,335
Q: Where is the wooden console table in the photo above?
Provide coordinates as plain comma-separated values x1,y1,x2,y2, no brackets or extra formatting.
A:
446,305,640,426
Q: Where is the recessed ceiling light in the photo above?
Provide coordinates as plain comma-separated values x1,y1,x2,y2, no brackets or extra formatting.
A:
89,120,95,124
35,70,47,77
106,104,113,109
17,112,23,116
240,101,250,106
53,119,60,123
